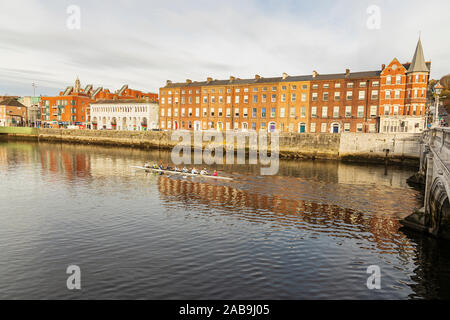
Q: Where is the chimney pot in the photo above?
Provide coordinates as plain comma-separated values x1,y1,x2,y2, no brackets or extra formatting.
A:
186,79,192,84
282,72,289,80
230,76,235,82
381,64,386,70
255,74,261,80
207,77,213,83
312,70,318,78
345,69,350,77
166,80,172,85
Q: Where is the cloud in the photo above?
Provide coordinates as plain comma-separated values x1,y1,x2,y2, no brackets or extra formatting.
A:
0,0,449,96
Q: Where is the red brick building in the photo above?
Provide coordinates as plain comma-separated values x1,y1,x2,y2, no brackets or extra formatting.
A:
0,98,28,127
40,78,158,128
158,38,430,134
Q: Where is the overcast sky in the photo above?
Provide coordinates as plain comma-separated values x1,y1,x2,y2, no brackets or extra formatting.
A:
0,0,449,96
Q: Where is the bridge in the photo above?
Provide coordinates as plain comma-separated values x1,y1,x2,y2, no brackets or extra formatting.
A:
402,127,450,239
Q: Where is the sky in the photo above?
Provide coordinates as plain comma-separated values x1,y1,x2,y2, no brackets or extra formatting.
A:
0,0,449,96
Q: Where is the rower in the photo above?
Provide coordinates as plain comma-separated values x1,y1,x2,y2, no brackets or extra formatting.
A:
144,162,151,168
191,167,199,174
174,166,181,172
213,170,218,177
182,167,189,173
200,168,209,175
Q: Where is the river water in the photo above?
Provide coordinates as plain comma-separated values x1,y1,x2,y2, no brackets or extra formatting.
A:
0,141,449,299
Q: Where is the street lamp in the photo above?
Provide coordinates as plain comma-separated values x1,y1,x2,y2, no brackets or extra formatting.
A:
433,81,443,127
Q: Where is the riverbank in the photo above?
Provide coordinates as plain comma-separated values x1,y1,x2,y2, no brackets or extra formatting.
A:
0,127,422,166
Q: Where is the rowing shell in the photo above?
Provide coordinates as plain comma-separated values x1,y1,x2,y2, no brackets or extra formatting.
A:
131,166,233,181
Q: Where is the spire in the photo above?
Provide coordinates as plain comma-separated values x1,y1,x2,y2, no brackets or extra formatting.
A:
407,37,429,73
74,76,81,93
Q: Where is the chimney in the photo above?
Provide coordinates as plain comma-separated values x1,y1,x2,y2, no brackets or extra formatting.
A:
282,72,289,80
230,76,235,83
186,79,192,84
381,64,386,70
345,69,350,77
255,74,261,80
145,96,149,102
207,77,213,83
312,70,318,78
166,80,172,86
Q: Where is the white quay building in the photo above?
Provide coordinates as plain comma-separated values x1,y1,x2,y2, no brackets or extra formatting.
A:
90,99,159,131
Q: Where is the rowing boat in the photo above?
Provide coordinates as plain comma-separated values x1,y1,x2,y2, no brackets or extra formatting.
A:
131,166,233,181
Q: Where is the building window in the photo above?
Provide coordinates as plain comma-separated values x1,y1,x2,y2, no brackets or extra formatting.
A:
235,108,239,117
345,106,352,117
357,106,364,118
322,106,328,118
333,106,339,118
356,123,363,132
290,107,295,118
344,123,350,132
218,108,223,117
386,76,391,85
310,123,316,133
243,108,248,117
301,93,307,102
334,92,340,101
370,105,377,117
262,94,267,103
311,107,317,118
385,90,391,99
346,91,353,100
323,92,329,101
395,90,400,99
321,123,327,133
253,95,257,103
244,95,249,103
291,93,296,102
261,108,266,118
369,123,376,133
226,108,231,117
271,94,276,103
301,106,306,118
252,108,257,118
359,90,365,100
280,107,285,118
312,93,318,101
270,107,276,118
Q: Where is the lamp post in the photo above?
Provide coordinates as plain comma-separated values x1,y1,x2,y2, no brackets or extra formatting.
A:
433,81,443,127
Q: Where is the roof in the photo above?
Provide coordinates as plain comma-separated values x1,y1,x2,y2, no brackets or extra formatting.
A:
0,97,27,108
407,38,429,73
91,99,157,105
164,70,381,88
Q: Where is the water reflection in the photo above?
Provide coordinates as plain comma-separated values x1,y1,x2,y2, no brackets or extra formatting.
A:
0,141,449,299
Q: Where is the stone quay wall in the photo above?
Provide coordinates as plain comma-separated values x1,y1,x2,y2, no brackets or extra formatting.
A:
1,128,421,165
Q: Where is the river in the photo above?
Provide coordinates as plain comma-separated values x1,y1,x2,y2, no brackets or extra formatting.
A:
0,141,449,299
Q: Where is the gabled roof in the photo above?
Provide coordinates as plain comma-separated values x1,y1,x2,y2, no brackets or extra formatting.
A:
0,97,27,108
407,38,429,73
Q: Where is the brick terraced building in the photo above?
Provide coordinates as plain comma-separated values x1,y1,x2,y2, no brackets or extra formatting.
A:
159,38,430,133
